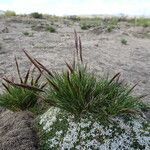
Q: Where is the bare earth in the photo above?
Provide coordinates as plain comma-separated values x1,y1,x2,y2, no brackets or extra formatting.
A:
0,16,150,149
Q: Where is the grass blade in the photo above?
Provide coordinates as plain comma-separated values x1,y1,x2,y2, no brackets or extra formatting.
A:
35,72,42,84
3,78,44,92
15,57,23,83
41,82,48,89
126,83,138,95
23,49,42,73
79,36,83,63
109,73,120,84
24,66,31,84
65,62,74,73
34,59,54,77
46,78,60,91
2,83,11,93
74,29,78,55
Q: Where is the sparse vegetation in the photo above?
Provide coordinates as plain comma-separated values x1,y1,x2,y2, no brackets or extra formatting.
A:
30,12,43,19
46,26,56,33
129,18,150,27
23,32,29,36
4,10,16,17
23,32,34,37
107,25,115,32
81,23,92,30
121,38,127,45
67,15,80,22
80,17,101,30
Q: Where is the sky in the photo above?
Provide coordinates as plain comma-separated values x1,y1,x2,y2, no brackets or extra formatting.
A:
0,0,150,16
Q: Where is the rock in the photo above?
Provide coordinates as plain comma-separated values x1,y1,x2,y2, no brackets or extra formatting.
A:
39,107,150,149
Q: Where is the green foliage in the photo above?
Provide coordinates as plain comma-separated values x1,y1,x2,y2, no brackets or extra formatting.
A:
67,15,80,21
23,32,34,37
23,32,29,36
4,10,16,17
0,57,46,112
30,12,43,19
129,18,150,27
44,65,143,118
81,23,92,30
80,17,101,30
0,86,38,111
107,25,115,32
121,39,127,45
46,26,56,33
24,31,145,119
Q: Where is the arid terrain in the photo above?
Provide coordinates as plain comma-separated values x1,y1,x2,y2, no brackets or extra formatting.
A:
0,16,150,149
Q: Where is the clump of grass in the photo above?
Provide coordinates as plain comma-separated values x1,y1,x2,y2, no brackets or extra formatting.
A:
81,23,92,30
0,85,38,111
121,39,127,45
46,26,56,33
23,32,29,36
0,57,46,112
4,10,16,17
30,12,43,19
107,25,115,32
24,31,145,120
67,15,80,22
23,32,34,37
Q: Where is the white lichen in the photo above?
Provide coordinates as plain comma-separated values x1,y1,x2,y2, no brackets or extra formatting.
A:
39,107,150,149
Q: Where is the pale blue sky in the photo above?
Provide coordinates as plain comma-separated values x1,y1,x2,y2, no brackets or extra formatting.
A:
0,0,150,16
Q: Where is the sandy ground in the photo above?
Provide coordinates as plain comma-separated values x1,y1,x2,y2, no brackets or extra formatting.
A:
0,16,150,149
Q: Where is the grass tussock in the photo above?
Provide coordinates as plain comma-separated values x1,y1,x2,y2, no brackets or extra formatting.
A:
46,26,56,33
30,12,43,19
0,57,46,111
121,38,127,45
23,30,147,120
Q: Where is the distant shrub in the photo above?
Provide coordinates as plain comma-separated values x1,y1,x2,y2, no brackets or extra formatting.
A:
107,25,115,32
30,12,43,19
81,23,92,30
4,10,16,17
129,18,150,27
46,26,56,33
67,15,80,21
23,32,29,36
143,23,149,28
23,32,33,37
121,39,127,45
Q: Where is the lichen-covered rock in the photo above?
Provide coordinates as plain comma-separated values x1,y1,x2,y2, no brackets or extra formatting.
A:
39,107,150,150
